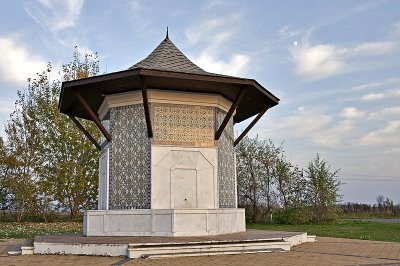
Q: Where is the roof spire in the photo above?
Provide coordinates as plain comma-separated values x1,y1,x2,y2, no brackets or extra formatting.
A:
166,26,169,39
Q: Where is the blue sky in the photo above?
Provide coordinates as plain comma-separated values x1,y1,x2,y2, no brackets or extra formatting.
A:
0,0,399,204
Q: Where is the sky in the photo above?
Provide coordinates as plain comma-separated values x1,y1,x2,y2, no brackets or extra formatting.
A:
0,0,399,204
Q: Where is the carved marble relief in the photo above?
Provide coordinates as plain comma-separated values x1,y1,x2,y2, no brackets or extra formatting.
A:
152,103,215,147
109,104,151,209
216,108,236,208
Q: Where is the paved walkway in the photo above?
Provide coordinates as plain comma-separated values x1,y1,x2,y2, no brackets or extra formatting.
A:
1,237,400,266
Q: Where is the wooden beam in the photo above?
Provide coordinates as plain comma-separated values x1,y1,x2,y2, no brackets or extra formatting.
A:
71,90,112,142
234,106,269,147
67,114,101,151
140,76,153,138
215,87,246,140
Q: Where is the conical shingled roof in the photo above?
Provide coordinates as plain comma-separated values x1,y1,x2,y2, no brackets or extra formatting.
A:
130,36,209,75
59,35,279,125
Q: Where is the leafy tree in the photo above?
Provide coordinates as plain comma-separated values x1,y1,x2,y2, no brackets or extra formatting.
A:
236,137,286,223
0,137,12,210
34,52,100,219
236,136,265,223
3,50,100,220
2,87,44,221
256,139,282,215
305,154,341,223
236,137,342,224
274,157,309,224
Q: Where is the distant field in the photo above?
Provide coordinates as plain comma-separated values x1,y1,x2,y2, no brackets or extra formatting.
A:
0,222,82,239
248,220,400,243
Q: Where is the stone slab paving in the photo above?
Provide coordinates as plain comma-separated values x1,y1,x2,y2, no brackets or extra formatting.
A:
34,230,300,244
1,237,400,265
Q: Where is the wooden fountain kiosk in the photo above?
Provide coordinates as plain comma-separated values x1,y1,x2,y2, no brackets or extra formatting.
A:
58,35,279,237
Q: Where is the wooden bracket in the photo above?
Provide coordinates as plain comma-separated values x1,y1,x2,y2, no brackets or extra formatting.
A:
72,90,112,142
140,76,153,138
215,87,245,140
67,114,101,151
234,106,269,147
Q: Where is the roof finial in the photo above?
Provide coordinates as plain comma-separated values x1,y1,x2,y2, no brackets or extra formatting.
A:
166,26,169,39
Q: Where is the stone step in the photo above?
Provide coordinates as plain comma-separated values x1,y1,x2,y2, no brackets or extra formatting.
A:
7,249,22,255
21,239,35,255
33,231,313,257
127,239,291,259
7,239,35,256
141,247,286,259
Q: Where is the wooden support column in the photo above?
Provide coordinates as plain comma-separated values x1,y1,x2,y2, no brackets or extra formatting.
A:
72,90,112,142
140,76,153,138
67,114,101,151
215,87,245,140
234,106,269,147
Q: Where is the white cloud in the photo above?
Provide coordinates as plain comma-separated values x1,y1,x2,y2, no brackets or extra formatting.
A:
264,106,333,144
312,120,354,147
291,41,398,80
350,78,400,91
269,106,332,135
360,120,400,146
389,22,400,38
262,105,364,148
195,52,249,76
0,99,15,139
0,37,47,84
25,0,84,33
341,107,366,119
204,0,226,8
384,148,400,154
361,89,400,102
346,41,397,56
278,26,305,40
361,93,385,101
292,44,346,80
368,107,400,120
0,100,14,116
185,14,240,46
185,13,250,76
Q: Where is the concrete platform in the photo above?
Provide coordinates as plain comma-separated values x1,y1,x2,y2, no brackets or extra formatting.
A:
33,230,316,258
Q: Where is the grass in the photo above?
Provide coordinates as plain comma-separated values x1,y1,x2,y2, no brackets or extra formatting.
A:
0,220,399,243
248,220,400,243
0,222,82,239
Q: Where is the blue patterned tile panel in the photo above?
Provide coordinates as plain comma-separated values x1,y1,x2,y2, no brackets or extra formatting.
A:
108,104,151,209
216,108,236,208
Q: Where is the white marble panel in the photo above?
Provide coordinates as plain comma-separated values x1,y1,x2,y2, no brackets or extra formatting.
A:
197,168,215,208
154,214,172,232
152,146,172,166
84,209,245,236
207,213,217,232
87,214,104,233
172,169,197,208
171,151,199,169
174,213,207,232
151,145,218,210
151,166,171,209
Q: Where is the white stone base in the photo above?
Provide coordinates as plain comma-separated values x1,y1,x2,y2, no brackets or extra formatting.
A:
34,242,127,256
83,208,245,237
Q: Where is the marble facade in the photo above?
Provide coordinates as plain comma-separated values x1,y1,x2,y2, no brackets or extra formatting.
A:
84,90,245,236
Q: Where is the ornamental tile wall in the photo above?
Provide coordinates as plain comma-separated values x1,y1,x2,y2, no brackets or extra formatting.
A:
152,103,214,147
109,104,151,209
216,108,236,208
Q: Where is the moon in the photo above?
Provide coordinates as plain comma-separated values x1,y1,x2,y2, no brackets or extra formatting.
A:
293,41,298,46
